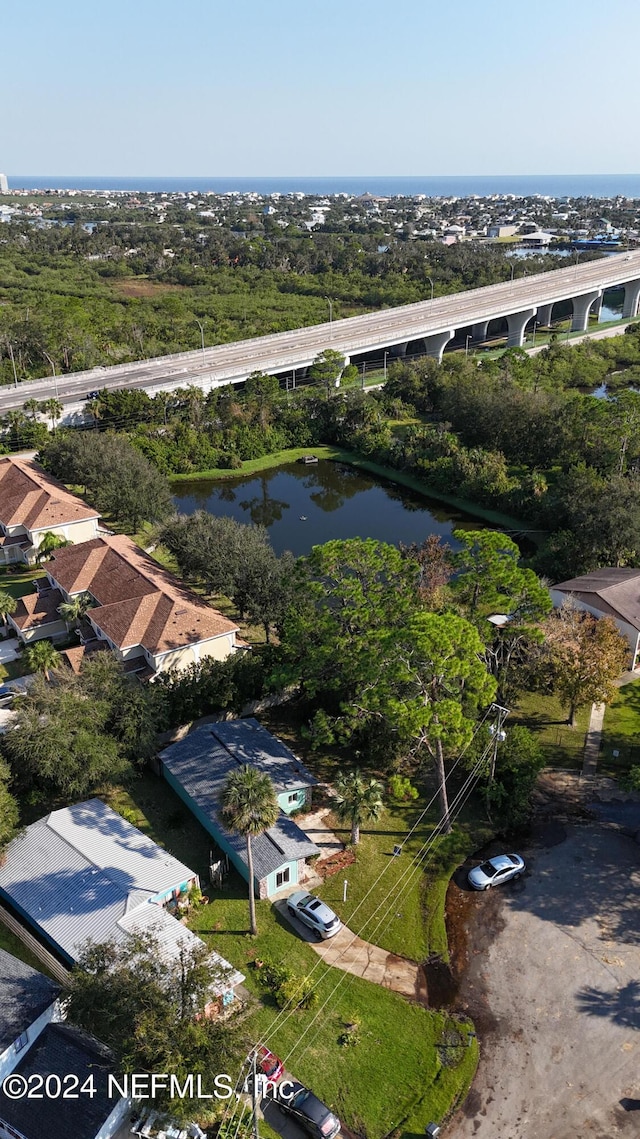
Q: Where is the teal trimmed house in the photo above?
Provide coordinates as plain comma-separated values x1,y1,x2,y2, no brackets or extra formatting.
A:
159,718,320,899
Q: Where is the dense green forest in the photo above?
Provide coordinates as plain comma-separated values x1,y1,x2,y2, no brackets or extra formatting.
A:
0,216,572,385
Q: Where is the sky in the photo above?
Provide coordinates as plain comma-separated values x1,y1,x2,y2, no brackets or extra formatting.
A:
4,0,640,177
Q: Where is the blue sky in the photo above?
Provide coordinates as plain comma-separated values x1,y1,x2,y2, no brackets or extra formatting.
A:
4,0,639,176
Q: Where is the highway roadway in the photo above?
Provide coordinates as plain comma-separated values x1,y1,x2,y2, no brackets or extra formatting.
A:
2,249,640,416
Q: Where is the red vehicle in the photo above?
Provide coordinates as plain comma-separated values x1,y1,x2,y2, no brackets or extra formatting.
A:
256,1046,284,1082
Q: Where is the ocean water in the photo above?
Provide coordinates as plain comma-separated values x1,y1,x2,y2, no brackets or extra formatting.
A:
7,174,640,197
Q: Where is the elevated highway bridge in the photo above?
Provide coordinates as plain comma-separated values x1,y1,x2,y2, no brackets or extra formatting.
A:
2,249,640,421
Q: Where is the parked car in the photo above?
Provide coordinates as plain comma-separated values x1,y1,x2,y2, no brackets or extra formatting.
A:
468,853,525,891
0,686,15,708
287,891,342,939
276,1080,341,1139
256,1046,284,1082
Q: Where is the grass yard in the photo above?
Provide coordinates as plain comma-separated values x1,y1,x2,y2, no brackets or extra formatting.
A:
511,691,590,768
316,802,489,963
0,920,58,978
188,880,477,1138
0,567,45,679
600,679,640,776
0,565,45,600
106,772,477,1135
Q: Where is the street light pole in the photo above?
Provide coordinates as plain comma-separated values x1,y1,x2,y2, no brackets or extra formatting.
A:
532,320,537,348
195,318,206,364
325,297,333,338
426,276,434,302
42,351,59,399
383,350,388,381
465,334,472,357
7,342,18,388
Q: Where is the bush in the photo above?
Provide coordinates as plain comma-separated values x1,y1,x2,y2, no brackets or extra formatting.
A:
620,765,640,792
388,774,419,801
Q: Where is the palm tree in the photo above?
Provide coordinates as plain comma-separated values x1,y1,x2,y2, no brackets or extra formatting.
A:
334,769,385,845
22,398,41,421
42,398,63,433
0,590,17,631
220,765,279,935
35,531,69,564
57,592,92,630
23,639,61,680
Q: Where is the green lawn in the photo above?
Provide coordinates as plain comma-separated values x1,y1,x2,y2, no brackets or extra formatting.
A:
0,567,45,679
316,802,488,963
106,773,477,1135
511,691,590,768
188,881,477,1138
601,680,640,776
0,921,58,979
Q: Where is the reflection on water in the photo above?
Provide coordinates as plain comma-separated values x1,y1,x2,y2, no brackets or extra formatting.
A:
172,461,488,556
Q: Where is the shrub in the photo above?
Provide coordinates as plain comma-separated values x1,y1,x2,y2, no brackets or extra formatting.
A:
388,774,419,801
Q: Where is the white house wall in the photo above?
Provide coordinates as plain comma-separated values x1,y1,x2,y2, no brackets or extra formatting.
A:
0,1000,62,1083
550,590,639,665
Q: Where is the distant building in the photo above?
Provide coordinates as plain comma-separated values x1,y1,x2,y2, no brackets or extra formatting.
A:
9,534,243,676
487,224,518,238
0,457,100,567
552,568,640,669
0,173,8,194
159,719,320,898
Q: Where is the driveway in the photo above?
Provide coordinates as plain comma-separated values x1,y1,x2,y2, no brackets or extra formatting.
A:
0,638,20,664
275,899,425,1001
447,815,640,1139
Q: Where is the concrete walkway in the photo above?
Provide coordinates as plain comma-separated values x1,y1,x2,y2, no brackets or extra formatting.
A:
297,806,344,860
582,701,606,776
582,671,640,777
276,900,425,1002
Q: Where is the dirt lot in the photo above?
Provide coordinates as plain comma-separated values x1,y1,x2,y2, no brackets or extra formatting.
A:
445,802,640,1139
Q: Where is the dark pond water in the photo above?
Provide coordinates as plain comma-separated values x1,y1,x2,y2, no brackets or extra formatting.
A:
172,461,490,556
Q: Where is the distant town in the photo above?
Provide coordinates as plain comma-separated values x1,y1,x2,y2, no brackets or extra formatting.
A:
1,177,639,250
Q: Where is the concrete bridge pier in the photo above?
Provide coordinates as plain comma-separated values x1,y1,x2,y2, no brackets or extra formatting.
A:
622,279,640,319
471,320,490,344
591,294,603,321
389,342,408,358
536,303,554,327
424,330,455,362
571,290,601,332
506,309,536,348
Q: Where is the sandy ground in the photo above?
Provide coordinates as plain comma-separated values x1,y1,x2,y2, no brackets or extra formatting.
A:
446,813,640,1139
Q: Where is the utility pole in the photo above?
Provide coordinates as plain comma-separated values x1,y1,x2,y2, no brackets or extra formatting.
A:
7,342,18,388
251,1047,259,1139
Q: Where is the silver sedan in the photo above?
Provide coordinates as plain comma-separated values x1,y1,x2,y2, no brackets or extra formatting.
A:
468,853,525,891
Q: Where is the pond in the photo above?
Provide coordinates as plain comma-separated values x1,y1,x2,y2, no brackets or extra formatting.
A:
172,460,491,556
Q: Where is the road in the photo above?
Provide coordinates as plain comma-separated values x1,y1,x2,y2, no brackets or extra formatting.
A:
2,250,640,416
447,811,640,1139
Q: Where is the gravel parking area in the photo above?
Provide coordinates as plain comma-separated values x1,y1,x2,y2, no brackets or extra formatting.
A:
447,814,640,1139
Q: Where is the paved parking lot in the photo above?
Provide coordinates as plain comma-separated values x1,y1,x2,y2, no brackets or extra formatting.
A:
448,815,640,1139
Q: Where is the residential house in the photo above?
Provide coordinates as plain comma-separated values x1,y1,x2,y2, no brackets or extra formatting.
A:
552,568,640,669
0,950,132,1139
0,949,61,1084
0,457,100,567
7,534,243,676
159,719,320,899
0,799,244,1012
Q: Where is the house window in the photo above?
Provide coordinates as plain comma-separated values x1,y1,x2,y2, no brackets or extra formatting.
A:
287,793,298,804
276,868,290,888
14,1031,28,1053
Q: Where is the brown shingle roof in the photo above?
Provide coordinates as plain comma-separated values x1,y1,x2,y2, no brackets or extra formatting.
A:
11,588,64,630
0,457,99,531
553,568,640,631
49,535,238,656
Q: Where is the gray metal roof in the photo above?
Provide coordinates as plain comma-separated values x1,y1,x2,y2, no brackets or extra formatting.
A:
160,726,320,882
0,949,60,1054
211,718,318,792
0,800,195,963
120,903,244,994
